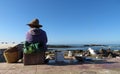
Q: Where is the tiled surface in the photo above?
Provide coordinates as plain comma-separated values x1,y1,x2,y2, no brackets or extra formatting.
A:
0,58,120,74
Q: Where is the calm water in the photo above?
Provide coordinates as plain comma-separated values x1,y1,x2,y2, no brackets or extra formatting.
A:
0,44,120,51
48,44,120,50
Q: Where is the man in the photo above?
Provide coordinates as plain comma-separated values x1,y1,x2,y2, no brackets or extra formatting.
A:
24,18,48,65
26,18,48,51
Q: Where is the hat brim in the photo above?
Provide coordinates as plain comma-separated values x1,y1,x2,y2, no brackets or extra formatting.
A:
27,24,42,27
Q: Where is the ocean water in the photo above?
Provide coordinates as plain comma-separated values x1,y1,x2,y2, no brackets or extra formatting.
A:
48,44,120,51
0,44,120,51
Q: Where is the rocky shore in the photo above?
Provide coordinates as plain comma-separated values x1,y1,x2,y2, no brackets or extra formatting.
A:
74,48,120,59
46,47,120,61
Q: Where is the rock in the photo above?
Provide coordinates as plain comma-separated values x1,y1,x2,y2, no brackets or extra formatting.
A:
88,48,96,56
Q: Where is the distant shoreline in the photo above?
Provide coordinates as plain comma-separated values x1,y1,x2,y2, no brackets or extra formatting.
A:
0,44,120,50
0,44,18,49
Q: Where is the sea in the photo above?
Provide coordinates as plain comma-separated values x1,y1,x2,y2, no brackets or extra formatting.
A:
48,44,120,51
0,44,120,51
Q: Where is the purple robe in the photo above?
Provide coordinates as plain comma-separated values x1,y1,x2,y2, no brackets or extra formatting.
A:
26,28,48,50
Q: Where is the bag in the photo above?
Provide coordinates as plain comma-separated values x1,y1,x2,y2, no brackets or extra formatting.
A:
23,41,44,54
23,52,45,65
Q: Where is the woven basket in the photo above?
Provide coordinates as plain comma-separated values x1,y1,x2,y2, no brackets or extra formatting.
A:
4,51,19,63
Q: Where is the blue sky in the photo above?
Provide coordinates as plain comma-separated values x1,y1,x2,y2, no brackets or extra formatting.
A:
0,0,120,44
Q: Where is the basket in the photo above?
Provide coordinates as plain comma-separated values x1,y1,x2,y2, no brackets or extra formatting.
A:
4,51,19,63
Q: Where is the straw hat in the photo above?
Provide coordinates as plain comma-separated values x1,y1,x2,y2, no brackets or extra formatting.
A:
27,18,42,28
